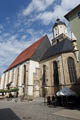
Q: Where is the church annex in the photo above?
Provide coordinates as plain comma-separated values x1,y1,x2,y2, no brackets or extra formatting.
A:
0,19,80,99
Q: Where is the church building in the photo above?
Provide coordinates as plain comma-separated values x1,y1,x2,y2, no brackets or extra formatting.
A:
0,19,80,99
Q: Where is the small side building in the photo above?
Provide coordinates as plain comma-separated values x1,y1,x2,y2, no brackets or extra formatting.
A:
64,4,80,61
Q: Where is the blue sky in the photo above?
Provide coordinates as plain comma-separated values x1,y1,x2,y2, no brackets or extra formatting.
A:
0,0,80,76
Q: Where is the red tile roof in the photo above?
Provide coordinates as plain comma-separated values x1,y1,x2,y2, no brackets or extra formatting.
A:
5,35,47,72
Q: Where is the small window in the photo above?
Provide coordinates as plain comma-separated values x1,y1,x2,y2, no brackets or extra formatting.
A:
57,39,59,43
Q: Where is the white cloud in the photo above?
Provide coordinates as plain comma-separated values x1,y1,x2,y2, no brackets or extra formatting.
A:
36,12,54,25
16,0,80,28
0,27,44,76
53,0,80,19
2,33,11,38
23,0,54,16
0,33,33,76
21,35,27,40
61,0,80,11
36,6,66,25
53,5,67,19
1,0,80,76
34,0,80,25
0,24,4,34
0,25,4,30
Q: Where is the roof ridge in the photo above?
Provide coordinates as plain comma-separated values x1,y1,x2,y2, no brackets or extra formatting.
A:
5,35,47,72
41,38,73,61
18,34,47,56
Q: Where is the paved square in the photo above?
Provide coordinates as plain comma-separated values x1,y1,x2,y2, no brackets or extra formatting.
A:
53,109,80,120
0,98,79,120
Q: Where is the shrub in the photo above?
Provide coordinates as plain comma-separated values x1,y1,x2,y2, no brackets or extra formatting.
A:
0,88,19,93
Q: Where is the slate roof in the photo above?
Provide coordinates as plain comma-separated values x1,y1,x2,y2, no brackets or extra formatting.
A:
5,35,51,72
41,38,74,60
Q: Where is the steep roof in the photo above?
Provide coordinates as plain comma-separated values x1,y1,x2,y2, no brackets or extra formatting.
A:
5,35,51,72
64,4,80,21
41,38,74,60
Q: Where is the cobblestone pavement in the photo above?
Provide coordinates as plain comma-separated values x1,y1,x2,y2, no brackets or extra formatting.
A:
0,98,79,120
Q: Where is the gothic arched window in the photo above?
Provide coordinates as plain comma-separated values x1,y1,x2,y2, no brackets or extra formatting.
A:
43,65,46,86
67,57,77,83
24,65,26,85
53,61,59,86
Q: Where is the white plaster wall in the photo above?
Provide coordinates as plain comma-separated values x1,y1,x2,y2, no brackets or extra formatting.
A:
59,25,64,34
0,73,5,89
28,60,39,96
54,25,68,38
54,26,59,38
18,64,24,96
11,68,18,96
58,25,67,36
64,26,68,36
9,70,13,83
18,65,23,87
4,72,8,89
12,68,17,87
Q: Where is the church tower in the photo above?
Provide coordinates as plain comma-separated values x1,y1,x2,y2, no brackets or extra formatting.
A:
52,18,68,38
52,18,79,62
52,18,69,45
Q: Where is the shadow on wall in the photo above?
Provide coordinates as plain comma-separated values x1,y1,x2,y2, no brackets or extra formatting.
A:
69,77,80,95
0,108,21,120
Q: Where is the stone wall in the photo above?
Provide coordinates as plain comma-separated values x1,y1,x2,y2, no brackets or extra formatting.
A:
40,52,80,97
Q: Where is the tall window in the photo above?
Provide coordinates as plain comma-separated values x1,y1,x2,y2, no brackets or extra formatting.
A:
24,65,26,85
68,57,77,83
53,61,59,86
43,65,46,86
16,67,19,87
